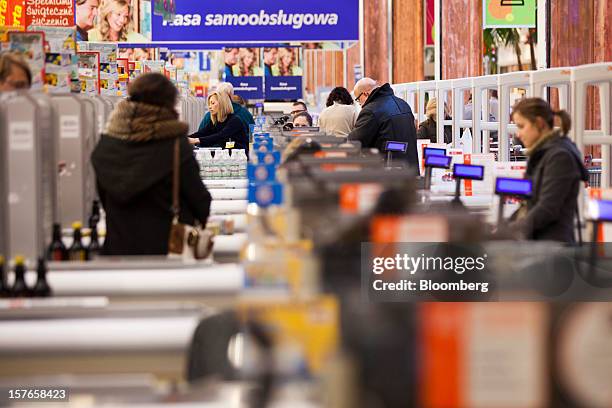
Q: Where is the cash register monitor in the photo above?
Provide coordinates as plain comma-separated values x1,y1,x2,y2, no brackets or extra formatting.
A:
495,177,532,198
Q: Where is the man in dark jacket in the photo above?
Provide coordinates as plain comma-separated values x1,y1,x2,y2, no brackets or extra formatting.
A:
348,78,419,168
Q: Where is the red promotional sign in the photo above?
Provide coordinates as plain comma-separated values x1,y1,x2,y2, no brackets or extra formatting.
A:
25,0,74,27
426,0,434,46
0,0,26,28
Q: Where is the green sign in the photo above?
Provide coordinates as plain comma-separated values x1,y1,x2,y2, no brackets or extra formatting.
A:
484,0,536,28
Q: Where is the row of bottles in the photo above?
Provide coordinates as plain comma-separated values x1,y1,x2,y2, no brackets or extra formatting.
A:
47,200,101,262
0,256,52,298
48,222,100,261
196,148,248,180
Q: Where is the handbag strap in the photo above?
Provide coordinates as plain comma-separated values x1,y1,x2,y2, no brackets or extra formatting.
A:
171,138,180,218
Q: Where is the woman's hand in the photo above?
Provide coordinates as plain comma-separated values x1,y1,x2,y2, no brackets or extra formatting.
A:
188,137,200,145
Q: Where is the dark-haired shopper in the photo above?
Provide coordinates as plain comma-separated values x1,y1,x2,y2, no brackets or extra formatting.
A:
318,87,358,137
510,98,588,244
91,73,212,255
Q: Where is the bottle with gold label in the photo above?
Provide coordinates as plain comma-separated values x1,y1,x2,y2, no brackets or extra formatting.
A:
68,222,88,261
47,223,68,261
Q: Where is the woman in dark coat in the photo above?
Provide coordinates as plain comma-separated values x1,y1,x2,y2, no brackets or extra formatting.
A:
188,91,249,152
416,97,452,144
91,73,212,255
510,98,588,244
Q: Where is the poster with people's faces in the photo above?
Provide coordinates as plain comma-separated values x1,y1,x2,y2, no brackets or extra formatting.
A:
78,0,149,42
224,47,264,101
118,47,156,61
263,46,303,101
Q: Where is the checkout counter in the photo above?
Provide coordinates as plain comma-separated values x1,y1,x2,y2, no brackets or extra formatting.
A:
2,88,612,407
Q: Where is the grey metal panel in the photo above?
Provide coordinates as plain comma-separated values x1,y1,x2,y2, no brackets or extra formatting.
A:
5,92,56,262
89,95,107,137
79,97,99,207
52,94,96,227
0,94,9,258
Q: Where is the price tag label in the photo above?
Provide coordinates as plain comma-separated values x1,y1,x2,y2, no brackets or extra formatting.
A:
9,122,34,151
225,141,235,149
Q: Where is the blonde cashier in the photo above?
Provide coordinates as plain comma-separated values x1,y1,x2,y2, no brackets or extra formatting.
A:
188,91,249,153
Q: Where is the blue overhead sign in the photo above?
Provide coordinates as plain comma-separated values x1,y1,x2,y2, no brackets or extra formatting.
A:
227,77,265,100
265,76,303,100
151,1,359,43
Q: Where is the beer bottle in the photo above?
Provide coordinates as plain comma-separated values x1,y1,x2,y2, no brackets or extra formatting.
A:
69,222,88,261
0,256,9,298
89,200,101,230
88,225,101,259
47,223,68,261
11,255,30,298
32,257,52,298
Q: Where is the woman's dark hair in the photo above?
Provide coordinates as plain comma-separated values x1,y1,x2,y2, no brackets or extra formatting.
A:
0,52,32,87
293,111,313,126
326,87,354,107
512,97,571,134
128,73,178,110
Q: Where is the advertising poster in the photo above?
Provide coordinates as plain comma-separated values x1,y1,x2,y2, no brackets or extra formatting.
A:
81,0,148,42
151,0,359,43
484,0,536,28
116,57,128,95
118,46,156,61
25,0,73,27
224,47,264,101
0,26,22,51
77,51,100,95
153,0,175,21
142,59,165,73
163,51,199,72
30,26,76,93
426,0,434,46
0,0,25,28
264,46,303,101
139,0,152,39
8,31,45,90
84,42,118,95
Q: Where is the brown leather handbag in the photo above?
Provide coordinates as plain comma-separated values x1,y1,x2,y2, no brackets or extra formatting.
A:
167,138,214,260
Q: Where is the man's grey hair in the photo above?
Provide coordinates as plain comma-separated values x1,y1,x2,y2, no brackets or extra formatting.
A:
354,77,377,96
216,82,234,96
